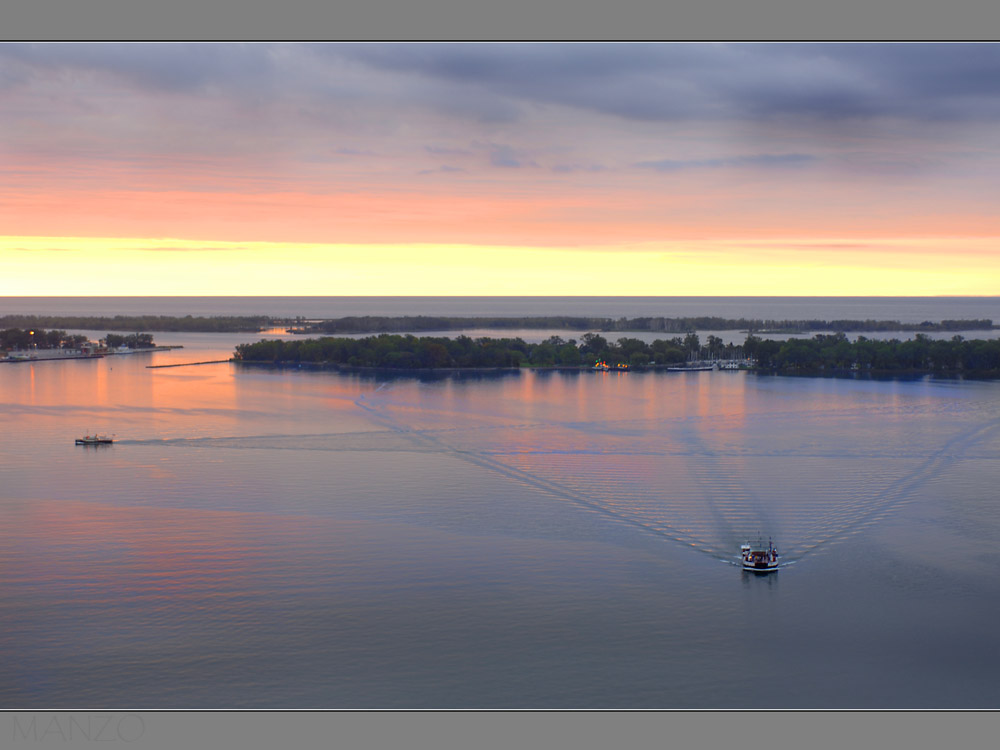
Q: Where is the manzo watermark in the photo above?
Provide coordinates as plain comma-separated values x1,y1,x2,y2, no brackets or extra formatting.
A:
11,713,145,743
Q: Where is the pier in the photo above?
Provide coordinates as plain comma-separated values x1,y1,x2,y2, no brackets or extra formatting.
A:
146,359,232,369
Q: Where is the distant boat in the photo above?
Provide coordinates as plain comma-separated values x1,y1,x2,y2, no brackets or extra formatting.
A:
741,537,779,572
667,364,716,372
592,361,630,372
75,434,114,445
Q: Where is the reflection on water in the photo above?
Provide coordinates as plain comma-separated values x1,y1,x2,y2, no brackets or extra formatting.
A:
2,341,1000,707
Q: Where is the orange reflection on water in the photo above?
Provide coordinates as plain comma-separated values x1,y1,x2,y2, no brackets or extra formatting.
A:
9,499,349,602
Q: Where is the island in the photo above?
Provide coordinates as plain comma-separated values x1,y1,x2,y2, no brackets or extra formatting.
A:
0,314,272,333
234,332,1000,376
2,313,993,336
1,328,177,362
286,315,995,336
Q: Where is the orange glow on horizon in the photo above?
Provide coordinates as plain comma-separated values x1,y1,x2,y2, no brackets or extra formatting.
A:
2,234,999,297
6,183,1000,247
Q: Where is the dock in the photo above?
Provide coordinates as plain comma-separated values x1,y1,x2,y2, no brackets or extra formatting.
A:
146,359,232,369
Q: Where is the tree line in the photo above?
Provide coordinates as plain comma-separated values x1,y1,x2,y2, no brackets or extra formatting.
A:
746,332,1000,374
293,315,994,335
235,331,1000,375
0,315,272,333
235,333,741,369
104,333,155,349
1,313,991,335
1,328,156,351
0,328,89,351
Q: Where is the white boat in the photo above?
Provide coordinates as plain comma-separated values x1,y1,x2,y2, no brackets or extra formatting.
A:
75,434,114,445
741,537,779,572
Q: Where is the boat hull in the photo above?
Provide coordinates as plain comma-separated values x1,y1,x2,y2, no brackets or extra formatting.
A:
742,562,779,572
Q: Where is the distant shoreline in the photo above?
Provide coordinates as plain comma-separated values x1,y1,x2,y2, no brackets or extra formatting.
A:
1,345,182,363
234,360,1000,380
1,313,994,335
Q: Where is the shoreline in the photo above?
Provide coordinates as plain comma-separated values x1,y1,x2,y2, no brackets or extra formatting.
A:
2,312,995,336
234,360,1000,380
1,345,182,363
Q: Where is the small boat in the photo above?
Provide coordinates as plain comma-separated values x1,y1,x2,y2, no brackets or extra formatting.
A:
667,364,717,372
75,434,114,445
592,361,629,372
741,537,779,572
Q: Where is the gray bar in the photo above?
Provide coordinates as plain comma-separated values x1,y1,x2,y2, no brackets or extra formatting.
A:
5,0,1000,40
3,711,998,750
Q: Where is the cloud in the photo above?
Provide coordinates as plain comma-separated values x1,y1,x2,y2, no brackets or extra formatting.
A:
0,42,278,94
637,153,818,172
473,142,538,169
4,247,79,253
335,43,1000,125
3,42,999,207
728,241,878,251
551,163,607,174
6,43,1000,128
488,144,521,167
418,165,465,175
134,251,249,253
425,145,472,156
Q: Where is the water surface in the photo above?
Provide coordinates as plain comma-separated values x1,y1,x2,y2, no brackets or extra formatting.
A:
2,334,999,707
2,295,998,322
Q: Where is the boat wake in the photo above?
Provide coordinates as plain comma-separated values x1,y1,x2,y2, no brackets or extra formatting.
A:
353,389,1000,568
354,393,756,561
118,382,1000,570
784,418,1000,563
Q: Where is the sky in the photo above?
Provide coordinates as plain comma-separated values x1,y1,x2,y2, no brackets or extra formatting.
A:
2,42,1000,296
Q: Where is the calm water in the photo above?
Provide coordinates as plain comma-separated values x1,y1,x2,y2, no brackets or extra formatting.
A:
2,331,1000,708
2,295,999,322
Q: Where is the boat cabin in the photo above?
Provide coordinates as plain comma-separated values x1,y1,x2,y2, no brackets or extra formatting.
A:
741,537,779,571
